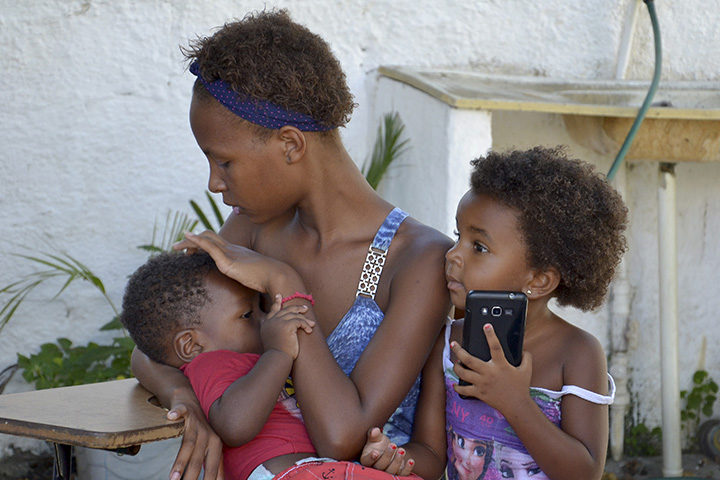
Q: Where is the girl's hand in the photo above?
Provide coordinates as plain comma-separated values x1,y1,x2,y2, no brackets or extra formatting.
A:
359,427,415,476
451,323,533,413
261,294,315,359
181,230,298,295
167,401,225,480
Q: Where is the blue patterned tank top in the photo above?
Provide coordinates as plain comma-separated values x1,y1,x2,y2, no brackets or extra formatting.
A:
325,207,418,445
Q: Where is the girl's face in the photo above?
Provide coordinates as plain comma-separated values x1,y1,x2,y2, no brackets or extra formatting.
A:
445,191,535,311
189,95,297,224
451,432,491,480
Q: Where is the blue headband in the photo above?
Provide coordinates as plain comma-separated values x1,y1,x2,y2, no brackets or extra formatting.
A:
189,62,333,132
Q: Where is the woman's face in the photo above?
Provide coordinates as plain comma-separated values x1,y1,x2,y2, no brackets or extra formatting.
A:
189,94,296,224
451,432,491,480
445,191,534,311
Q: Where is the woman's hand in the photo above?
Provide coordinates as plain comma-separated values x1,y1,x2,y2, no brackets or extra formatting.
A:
451,323,533,414
180,230,301,295
167,399,225,480
359,427,415,476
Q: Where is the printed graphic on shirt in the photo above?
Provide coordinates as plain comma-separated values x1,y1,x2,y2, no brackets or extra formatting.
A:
279,376,304,421
445,367,560,480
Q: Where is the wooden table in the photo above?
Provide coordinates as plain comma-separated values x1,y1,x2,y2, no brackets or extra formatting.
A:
0,378,184,479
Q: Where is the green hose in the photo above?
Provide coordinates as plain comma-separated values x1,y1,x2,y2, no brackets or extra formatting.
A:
606,0,662,181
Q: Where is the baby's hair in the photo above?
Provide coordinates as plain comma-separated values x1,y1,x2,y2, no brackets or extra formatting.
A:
182,9,355,132
120,252,217,365
470,146,628,311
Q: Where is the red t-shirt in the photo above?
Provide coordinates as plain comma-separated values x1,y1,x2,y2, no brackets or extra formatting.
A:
180,350,316,479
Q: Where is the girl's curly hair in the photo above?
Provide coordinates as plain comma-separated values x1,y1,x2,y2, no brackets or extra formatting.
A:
182,9,355,130
470,146,628,311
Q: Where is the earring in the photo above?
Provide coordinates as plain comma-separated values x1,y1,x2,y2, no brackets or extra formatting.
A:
526,289,532,295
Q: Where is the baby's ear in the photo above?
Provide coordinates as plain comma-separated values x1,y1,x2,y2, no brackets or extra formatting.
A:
174,330,203,363
526,267,560,300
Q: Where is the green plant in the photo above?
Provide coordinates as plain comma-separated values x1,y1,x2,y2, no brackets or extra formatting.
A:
1,211,197,389
190,191,225,233
362,112,410,190
623,422,663,457
680,369,718,451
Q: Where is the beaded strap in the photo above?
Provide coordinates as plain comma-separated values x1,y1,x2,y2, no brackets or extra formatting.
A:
355,208,408,299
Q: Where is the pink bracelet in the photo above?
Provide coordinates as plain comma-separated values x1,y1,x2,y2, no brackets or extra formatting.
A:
281,292,315,307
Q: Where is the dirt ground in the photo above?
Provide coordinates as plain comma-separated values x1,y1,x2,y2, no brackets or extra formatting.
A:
603,454,720,480
0,450,718,479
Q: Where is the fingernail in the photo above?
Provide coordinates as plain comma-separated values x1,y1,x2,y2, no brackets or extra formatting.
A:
408,460,415,466
398,449,405,456
484,323,491,330
170,472,181,480
450,341,457,348
390,444,397,450
167,411,177,420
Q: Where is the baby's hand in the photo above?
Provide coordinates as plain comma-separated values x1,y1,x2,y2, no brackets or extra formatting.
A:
261,294,315,359
452,323,532,412
359,427,415,476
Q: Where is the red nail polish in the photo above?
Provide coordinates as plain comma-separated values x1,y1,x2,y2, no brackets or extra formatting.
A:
390,444,397,450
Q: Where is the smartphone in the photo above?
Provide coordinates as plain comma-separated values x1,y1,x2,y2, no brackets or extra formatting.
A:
460,290,527,380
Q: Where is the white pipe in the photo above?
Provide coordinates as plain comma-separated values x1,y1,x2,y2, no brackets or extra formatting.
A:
657,163,683,477
609,163,631,461
608,0,642,459
615,0,643,80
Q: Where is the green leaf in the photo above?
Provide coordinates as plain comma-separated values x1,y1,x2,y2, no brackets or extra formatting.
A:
362,112,410,190
190,200,215,232
207,191,225,228
693,370,708,384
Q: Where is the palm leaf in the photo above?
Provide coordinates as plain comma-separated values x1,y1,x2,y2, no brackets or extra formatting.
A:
362,112,410,190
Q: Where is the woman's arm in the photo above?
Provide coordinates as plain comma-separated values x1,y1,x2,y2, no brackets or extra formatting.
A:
291,234,452,459
361,329,448,479
131,348,224,480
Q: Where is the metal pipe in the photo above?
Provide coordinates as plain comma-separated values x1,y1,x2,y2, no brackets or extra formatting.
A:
609,164,632,461
657,163,682,477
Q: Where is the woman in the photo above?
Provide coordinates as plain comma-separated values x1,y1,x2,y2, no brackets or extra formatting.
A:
131,10,452,480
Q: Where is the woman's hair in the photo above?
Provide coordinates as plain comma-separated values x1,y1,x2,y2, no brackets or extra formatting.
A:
120,252,217,365
470,146,628,311
182,9,355,131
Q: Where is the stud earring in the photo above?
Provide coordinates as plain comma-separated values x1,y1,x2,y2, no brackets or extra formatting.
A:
526,289,532,295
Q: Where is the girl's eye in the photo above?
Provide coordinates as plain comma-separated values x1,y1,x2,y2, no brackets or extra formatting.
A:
473,242,488,253
242,310,253,319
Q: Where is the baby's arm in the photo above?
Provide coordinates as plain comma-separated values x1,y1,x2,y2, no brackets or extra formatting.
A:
207,298,314,446
361,330,447,479
452,325,609,480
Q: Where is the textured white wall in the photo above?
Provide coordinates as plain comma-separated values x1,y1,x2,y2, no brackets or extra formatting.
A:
1,0,719,456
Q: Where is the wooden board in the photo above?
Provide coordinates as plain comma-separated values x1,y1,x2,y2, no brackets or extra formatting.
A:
0,379,184,449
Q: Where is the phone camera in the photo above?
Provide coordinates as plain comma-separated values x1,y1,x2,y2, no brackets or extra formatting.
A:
491,306,502,317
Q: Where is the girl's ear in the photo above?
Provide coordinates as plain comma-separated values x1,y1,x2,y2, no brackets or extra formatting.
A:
525,267,560,300
174,330,203,363
277,126,306,164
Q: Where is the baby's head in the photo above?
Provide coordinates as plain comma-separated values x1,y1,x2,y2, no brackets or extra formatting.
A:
183,9,354,135
120,252,263,368
449,146,627,311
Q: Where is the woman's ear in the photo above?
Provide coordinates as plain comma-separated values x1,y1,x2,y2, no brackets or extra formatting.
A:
525,267,560,300
174,330,203,363
277,126,306,164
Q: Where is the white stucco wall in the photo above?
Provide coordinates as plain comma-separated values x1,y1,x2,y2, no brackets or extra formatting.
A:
1,0,719,457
